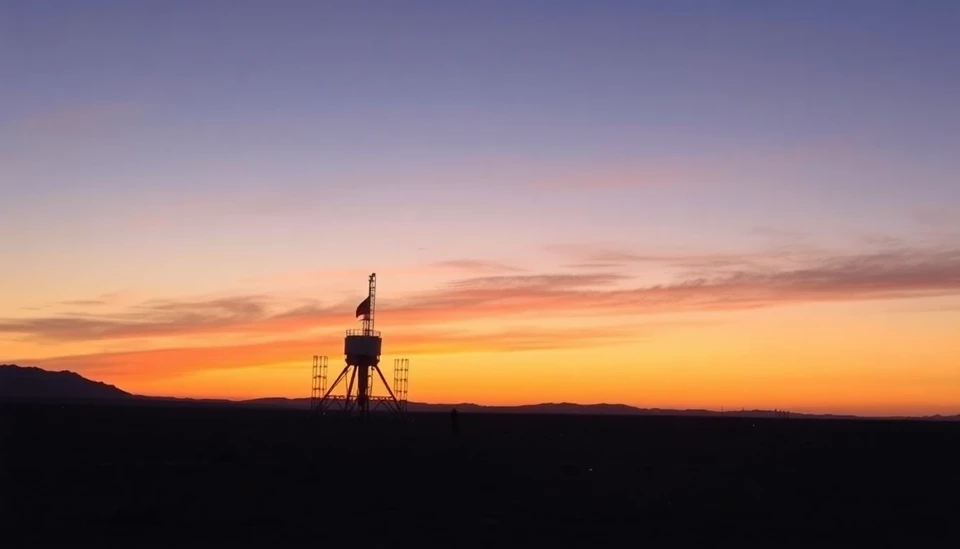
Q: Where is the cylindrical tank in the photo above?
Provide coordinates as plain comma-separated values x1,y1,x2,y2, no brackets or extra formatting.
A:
345,330,382,366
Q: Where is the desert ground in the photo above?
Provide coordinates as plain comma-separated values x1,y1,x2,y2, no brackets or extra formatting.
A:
2,401,957,546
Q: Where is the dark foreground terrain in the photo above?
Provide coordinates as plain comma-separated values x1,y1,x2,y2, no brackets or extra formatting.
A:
2,402,958,547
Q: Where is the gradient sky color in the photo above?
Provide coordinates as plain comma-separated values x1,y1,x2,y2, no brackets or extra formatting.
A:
2,0,959,415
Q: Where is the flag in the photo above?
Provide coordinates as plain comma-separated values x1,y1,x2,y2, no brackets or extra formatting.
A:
355,296,371,319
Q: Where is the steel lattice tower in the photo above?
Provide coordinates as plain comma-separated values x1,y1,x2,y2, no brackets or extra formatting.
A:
311,273,408,418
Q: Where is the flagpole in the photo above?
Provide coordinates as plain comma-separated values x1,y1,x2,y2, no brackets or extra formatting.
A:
364,273,376,336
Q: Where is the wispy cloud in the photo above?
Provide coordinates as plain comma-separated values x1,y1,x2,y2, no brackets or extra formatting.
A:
5,244,960,369
238,263,453,288
545,243,778,272
59,299,108,307
19,322,676,378
748,225,811,241
527,140,857,190
8,101,146,138
431,259,525,273
0,295,300,342
910,204,960,232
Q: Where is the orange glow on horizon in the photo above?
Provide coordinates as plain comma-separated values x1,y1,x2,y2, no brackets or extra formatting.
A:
5,255,960,417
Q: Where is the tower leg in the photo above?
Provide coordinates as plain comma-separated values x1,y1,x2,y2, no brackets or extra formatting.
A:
317,365,351,413
345,368,357,411
357,365,370,418
374,365,403,413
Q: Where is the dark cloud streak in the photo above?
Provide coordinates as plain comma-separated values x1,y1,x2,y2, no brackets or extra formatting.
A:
0,295,279,342
3,245,960,345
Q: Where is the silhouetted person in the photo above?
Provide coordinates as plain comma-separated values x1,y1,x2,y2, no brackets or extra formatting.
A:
450,407,459,436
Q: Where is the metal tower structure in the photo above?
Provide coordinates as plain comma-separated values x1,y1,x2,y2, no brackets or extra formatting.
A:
309,355,328,411
393,358,410,413
312,273,408,418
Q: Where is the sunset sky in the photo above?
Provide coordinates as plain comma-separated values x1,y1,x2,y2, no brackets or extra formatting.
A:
2,0,959,415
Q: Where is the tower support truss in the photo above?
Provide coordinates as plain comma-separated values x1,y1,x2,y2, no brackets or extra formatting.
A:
310,355,328,412
393,358,409,413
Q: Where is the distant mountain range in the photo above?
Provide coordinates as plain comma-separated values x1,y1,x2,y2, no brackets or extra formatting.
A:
2,364,957,421
0,364,131,401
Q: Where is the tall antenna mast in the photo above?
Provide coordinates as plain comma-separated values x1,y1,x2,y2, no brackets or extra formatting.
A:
364,273,376,335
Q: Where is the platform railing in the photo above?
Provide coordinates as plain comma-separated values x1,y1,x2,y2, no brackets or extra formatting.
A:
345,328,381,337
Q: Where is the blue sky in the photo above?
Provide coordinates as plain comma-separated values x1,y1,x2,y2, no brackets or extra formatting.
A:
4,0,959,290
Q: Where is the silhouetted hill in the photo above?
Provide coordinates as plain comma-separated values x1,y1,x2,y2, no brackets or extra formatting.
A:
0,364,131,401
239,398,651,414
236,397,958,421
403,401,861,419
4,366,957,421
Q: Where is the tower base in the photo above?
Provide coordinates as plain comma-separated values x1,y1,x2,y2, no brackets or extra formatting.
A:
312,362,406,418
